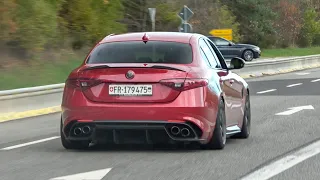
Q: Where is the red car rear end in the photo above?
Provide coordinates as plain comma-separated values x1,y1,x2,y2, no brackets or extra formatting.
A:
60,32,223,149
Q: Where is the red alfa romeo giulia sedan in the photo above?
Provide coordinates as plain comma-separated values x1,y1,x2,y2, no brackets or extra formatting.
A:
60,32,251,150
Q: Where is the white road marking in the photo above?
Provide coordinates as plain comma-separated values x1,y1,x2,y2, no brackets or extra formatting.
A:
240,139,320,180
296,72,310,75
276,105,314,115
256,89,277,94
311,79,320,82
1,136,60,150
286,83,302,87
50,168,112,180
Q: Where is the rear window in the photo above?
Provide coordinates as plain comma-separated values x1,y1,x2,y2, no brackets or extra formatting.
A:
86,41,193,64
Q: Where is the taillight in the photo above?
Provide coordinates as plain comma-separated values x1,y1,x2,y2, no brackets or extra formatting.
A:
65,78,102,90
65,79,80,89
159,78,208,91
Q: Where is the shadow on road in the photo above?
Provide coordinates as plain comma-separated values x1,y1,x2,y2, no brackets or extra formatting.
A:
54,138,240,153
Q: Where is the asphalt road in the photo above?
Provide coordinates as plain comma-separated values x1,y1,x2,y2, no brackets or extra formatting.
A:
0,68,320,180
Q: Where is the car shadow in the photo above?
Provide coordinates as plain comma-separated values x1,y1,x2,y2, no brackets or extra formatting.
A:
77,143,203,153
54,138,241,153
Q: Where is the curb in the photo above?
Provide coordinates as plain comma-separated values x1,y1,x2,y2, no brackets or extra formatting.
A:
238,64,320,79
1,65,320,123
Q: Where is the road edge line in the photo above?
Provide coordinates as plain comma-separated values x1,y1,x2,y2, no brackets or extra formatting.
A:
239,138,320,180
0,106,61,123
0,136,60,150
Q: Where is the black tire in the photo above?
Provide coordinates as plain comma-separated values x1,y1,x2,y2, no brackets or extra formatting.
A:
203,99,227,150
234,92,251,139
60,120,90,150
242,50,254,61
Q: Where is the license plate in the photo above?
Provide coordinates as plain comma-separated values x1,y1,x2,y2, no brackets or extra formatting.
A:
109,84,152,96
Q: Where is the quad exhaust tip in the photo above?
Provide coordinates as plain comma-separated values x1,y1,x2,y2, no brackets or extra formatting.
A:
82,126,91,134
74,127,82,135
170,126,180,135
170,126,191,137
181,128,190,137
73,126,92,135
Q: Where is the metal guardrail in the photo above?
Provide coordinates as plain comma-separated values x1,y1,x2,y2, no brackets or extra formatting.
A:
1,54,320,98
0,83,65,97
233,54,320,76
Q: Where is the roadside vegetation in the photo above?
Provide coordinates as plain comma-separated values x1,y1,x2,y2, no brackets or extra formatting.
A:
262,46,320,58
1,0,320,90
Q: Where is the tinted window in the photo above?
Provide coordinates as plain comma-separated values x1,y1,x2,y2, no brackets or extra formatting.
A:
204,39,222,68
206,39,228,69
87,41,193,64
199,39,220,68
208,37,217,43
214,38,230,46
200,48,211,67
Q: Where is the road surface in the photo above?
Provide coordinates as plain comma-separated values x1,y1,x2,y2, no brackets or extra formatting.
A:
0,68,319,180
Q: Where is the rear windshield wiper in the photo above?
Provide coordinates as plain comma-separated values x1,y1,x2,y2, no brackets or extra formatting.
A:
83,65,110,71
151,65,186,72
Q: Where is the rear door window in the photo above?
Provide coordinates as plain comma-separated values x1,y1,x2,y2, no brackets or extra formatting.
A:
87,41,193,64
205,38,228,69
199,38,221,69
203,39,222,69
199,48,211,67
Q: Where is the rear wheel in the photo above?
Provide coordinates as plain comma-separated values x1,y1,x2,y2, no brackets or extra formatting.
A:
242,50,254,61
234,92,251,138
60,119,90,150
203,99,226,150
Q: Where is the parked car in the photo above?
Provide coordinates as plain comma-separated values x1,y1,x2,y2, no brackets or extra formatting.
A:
207,36,261,61
60,32,251,150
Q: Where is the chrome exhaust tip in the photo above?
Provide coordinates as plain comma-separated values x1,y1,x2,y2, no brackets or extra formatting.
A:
74,127,82,135
170,126,180,135
181,128,190,137
82,126,91,134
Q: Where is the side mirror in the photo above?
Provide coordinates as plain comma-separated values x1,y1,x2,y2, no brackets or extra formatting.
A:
228,43,233,46
228,57,245,70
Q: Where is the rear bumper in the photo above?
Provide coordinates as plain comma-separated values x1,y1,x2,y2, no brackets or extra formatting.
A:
63,120,206,144
61,88,220,144
61,106,217,144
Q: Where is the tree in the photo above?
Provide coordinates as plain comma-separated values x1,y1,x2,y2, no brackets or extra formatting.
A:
272,0,302,47
151,2,180,32
222,0,277,47
13,0,60,53
59,0,126,49
90,0,127,42
299,8,320,46
122,0,148,32
0,0,17,41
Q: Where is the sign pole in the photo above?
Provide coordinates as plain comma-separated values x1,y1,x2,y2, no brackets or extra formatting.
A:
177,5,194,33
148,8,156,32
183,6,187,33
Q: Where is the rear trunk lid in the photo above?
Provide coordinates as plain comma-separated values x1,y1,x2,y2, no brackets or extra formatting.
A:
75,39,195,103
77,64,191,103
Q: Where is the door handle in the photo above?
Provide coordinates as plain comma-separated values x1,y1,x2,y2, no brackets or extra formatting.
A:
229,80,234,84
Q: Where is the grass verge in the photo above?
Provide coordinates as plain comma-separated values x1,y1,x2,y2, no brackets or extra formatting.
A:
0,58,82,90
261,46,320,58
